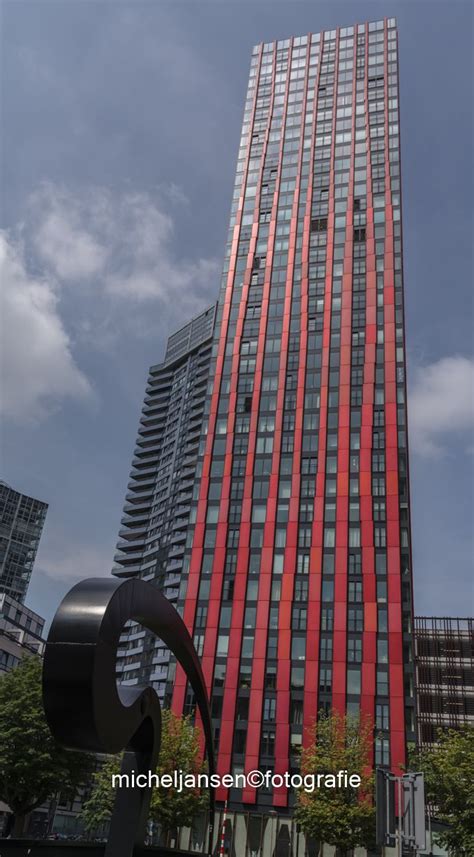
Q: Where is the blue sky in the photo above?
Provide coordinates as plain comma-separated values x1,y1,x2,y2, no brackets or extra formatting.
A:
1,0,473,627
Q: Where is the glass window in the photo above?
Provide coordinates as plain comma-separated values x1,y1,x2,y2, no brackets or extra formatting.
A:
376,703,390,730
219,606,232,629
217,635,229,656
291,666,305,689
378,609,388,632
291,636,306,660
322,580,334,601
263,697,276,720
206,507,219,524
347,668,361,695
375,736,390,766
242,635,254,658
319,667,332,693
214,663,226,687
252,504,267,523
247,580,258,600
323,553,334,575
377,639,388,663
324,527,335,548
273,554,284,574
348,638,362,663
271,580,281,600
198,579,210,600
244,607,256,629
349,527,360,547
377,670,389,696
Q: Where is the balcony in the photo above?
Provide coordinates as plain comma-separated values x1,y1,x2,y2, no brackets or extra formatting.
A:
123,498,152,516
115,551,145,568
120,511,149,528
127,480,156,497
131,452,159,470
112,563,141,577
168,544,185,558
117,526,147,542
171,517,189,531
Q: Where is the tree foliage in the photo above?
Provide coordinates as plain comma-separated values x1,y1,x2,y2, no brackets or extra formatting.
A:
0,656,93,836
151,707,208,834
80,709,208,838
78,754,119,833
410,726,474,856
295,710,375,856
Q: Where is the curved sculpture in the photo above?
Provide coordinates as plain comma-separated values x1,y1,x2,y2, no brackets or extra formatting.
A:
42,577,215,856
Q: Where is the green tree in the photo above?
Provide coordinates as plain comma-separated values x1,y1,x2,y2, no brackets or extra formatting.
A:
80,709,208,844
150,707,208,840
0,656,93,837
410,726,474,856
78,754,119,833
295,710,375,857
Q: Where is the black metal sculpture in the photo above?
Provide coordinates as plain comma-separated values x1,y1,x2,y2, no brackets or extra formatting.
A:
42,577,215,857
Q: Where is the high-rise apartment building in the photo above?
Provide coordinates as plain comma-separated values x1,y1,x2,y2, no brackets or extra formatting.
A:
170,16,416,840
113,306,216,697
415,616,474,747
0,481,48,602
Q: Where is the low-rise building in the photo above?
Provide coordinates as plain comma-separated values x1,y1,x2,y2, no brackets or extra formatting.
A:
0,592,45,671
414,616,474,747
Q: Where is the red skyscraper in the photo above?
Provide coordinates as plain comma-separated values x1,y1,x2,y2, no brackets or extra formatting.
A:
171,16,415,849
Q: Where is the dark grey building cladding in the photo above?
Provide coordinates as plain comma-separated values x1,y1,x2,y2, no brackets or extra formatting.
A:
113,304,216,698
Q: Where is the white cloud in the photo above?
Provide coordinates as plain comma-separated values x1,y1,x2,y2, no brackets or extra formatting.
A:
1,181,219,424
28,182,219,304
35,205,108,280
0,232,93,423
409,355,474,457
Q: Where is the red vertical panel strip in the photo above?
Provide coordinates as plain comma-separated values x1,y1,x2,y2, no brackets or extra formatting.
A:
297,33,324,749
360,21,377,755
304,28,340,737
394,18,416,756
332,26,361,719
383,20,405,776
240,40,294,804
303,29,330,740
172,48,263,728
272,36,314,808
217,44,284,800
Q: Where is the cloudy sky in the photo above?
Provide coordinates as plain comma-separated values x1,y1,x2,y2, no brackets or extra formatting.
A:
1,0,473,627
